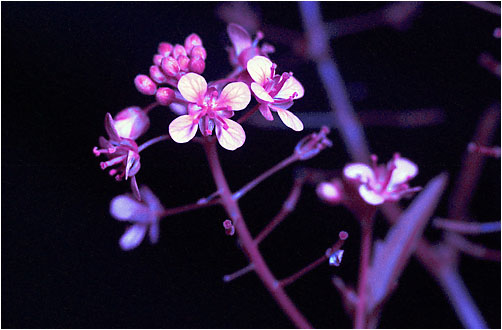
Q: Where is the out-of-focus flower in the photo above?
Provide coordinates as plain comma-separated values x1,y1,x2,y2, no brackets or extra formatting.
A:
227,23,275,69
247,56,304,131
168,73,251,150
112,106,150,140
329,250,344,267
93,113,142,200
316,179,344,205
343,153,420,206
110,186,164,251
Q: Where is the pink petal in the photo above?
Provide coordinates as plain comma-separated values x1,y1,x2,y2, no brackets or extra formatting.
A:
177,73,207,103
215,118,246,151
114,107,150,140
218,82,251,111
250,82,274,103
389,157,418,187
274,76,305,100
272,107,304,131
110,195,151,223
259,103,274,121
169,102,188,115
169,115,198,143
104,113,120,141
227,23,252,56
247,56,273,85
343,163,375,183
359,185,385,205
120,224,147,251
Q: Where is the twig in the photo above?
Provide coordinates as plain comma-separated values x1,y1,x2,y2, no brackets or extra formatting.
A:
158,199,220,218
433,218,501,235
223,264,255,282
447,234,501,261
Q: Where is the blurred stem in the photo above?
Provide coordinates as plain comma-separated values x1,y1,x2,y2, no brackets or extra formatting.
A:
355,215,375,329
238,104,260,124
202,137,312,329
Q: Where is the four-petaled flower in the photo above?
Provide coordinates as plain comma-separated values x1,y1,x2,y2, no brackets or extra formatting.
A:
247,56,304,131
93,113,142,200
168,73,251,150
110,186,164,251
343,153,420,205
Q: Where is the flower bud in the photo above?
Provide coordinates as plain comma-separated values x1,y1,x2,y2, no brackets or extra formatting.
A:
223,219,235,236
190,45,207,60
189,57,205,74
153,54,164,67
113,106,150,140
134,74,157,95
172,44,187,59
155,87,175,106
316,180,343,205
184,33,203,54
161,57,180,77
158,42,173,57
177,55,190,72
149,65,167,83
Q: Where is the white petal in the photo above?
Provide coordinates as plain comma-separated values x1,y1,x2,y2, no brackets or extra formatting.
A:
169,115,198,143
359,185,385,205
110,195,150,222
177,73,207,103
218,82,251,111
251,82,274,103
247,56,273,85
227,23,252,56
273,107,304,131
389,157,418,187
343,163,375,183
119,224,147,251
274,76,305,100
259,103,274,121
215,118,246,151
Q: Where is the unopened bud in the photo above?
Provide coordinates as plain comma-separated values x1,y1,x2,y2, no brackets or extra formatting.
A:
316,180,344,205
172,44,187,59
190,45,207,60
149,65,167,83
113,106,150,140
189,57,206,74
184,33,203,54
177,55,190,72
153,54,164,67
134,74,157,95
223,219,235,236
161,57,180,77
158,42,173,57
155,87,175,106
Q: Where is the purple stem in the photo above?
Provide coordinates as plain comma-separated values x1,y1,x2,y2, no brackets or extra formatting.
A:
354,221,373,329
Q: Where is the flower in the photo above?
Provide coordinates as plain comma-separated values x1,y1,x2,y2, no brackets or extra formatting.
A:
112,106,150,140
247,56,304,131
227,23,275,69
168,73,251,150
93,113,142,200
343,153,420,206
110,186,164,251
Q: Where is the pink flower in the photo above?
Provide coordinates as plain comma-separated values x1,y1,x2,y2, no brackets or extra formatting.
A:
343,153,420,206
247,56,304,131
110,186,164,251
227,23,275,69
93,113,142,200
168,73,251,150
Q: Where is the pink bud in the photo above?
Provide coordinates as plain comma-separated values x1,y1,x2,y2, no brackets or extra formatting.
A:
153,54,164,66
149,65,167,83
177,55,190,71
190,45,207,60
134,74,157,95
223,219,235,236
161,57,180,77
189,57,205,74
113,106,150,140
172,44,187,59
184,33,203,53
316,180,343,205
155,87,175,106
158,42,173,57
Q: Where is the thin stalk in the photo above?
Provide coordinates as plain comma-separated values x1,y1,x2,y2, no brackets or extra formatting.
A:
223,264,255,282
433,218,501,235
143,102,159,114
238,104,260,124
355,221,373,329
158,199,220,218
138,135,171,152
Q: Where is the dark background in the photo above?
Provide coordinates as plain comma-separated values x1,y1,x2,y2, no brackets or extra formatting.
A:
2,2,500,328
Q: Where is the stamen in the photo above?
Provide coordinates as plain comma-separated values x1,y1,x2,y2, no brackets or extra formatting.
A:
100,155,126,170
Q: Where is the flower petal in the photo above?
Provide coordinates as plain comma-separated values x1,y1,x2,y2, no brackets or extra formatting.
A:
218,82,251,111
227,23,252,56
169,102,188,115
359,185,385,205
149,221,159,244
247,56,273,85
215,118,246,151
104,113,120,141
110,195,150,222
251,82,274,103
389,157,418,187
119,224,147,251
273,107,304,131
140,186,164,213
274,76,305,100
343,163,375,183
259,103,274,121
177,73,207,103
169,115,198,143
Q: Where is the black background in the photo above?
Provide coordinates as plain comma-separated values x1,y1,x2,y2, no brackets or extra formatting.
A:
2,2,500,328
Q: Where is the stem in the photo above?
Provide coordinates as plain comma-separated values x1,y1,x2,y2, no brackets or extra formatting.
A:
237,104,260,124
446,233,501,262
223,263,255,282
355,221,373,329
138,134,171,152
158,199,220,218
433,218,501,235
143,102,159,114
202,137,312,329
